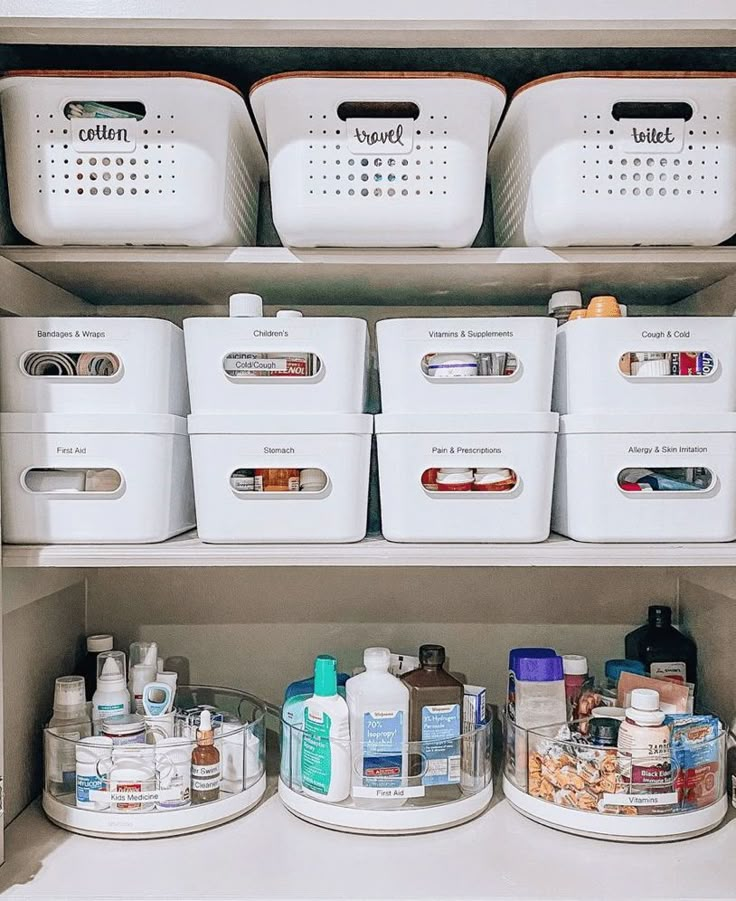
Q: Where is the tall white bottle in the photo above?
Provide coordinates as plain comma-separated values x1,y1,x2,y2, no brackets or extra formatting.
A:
92,650,131,725
346,647,410,803
301,655,351,803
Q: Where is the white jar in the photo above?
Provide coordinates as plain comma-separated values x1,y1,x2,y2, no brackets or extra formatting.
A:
155,738,191,809
75,736,113,810
425,353,478,378
107,748,158,812
436,468,474,491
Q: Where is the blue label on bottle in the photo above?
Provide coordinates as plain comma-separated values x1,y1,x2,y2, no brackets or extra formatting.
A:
76,773,103,803
362,710,404,787
421,704,461,786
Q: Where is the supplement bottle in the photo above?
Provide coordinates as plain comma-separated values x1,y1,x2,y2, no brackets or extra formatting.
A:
617,688,672,804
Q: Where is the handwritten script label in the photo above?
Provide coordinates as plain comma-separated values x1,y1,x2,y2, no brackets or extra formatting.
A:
618,118,684,154
348,118,414,155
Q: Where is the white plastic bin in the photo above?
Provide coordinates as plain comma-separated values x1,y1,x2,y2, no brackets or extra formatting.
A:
377,317,556,413
553,413,736,542
249,72,506,248
188,414,372,543
488,72,736,247
0,70,266,246
375,413,559,543
0,317,189,415
184,313,368,414
0,413,194,544
554,317,736,414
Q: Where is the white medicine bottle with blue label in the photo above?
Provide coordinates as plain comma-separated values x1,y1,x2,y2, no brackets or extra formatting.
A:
91,650,131,725
346,647,410,806
301,655,351,803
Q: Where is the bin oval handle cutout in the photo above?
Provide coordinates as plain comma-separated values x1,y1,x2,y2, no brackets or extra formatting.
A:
422,351,519,381
617,467,713,494
230,468,330,497
611,101,693,122
223,352,321,381
618,351,715,379
22,351,121,378
337,101,420,121
63,101,146,121
23,467,123,496
422,467,518,495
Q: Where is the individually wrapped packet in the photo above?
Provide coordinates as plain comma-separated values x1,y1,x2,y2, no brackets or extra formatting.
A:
665,714,721,810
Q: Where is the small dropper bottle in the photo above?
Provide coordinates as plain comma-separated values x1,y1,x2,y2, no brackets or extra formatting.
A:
191,709,221,804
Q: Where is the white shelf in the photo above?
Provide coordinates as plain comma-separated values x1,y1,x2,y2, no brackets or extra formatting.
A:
3,246,736,309
1,794,734,900
0,1,734,47
4,532,736,568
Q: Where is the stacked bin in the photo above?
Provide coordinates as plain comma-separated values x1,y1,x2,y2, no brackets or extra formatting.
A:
0,317,195,544
183,294,372,543
551,315,736,542
375,317,559,542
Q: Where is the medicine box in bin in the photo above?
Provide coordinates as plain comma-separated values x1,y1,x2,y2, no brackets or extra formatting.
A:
0,317,189,415
184,314,369,414
553,317,736,414
0,70,266,246
553,413,736,542
377,317,556,413
0,413,194,544
375,413,559,543
188,413,372,543
489,72,736,247
249,72,506,248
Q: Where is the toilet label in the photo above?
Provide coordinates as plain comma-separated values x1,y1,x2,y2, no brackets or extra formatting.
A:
348,119,413,154
619,119,684,153
71,119,138,153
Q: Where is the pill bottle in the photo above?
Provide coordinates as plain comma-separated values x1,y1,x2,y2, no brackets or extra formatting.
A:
436,468,474,492
548,290,583,326
262,468,300,492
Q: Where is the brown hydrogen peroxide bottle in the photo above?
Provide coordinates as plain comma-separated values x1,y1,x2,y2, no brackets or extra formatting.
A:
191,709,221,804
401,644,464,800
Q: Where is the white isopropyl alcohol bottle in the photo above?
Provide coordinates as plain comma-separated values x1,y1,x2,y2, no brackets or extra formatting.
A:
346,647,409,804
92,650,131,724
301,655,351,803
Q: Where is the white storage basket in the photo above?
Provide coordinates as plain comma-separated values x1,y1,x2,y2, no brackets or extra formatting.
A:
0,317,189,415
0,413,194,544
554,316,736,414
375,413,559,543
0,70,266,246
553,413,736,542
184,314,368,414
188,414,372,543
250,72,506,248
377,317,556,413
489,72,736,247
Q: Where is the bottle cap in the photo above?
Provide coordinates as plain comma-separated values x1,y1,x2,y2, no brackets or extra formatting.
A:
626,688,665,725
605,658,646,681
53,675,86,710
96,650,126,691
196,708,215,743
514,654,564,682
548,290,583,314
363,647,391,670
568,309,587,321
589,717,621,747
86,634,113,653
562,654,588,676
276,309,303,318
229,293,263,318
648,604,672,626
313,655,338,697
419,644,446,667
586,295,622,318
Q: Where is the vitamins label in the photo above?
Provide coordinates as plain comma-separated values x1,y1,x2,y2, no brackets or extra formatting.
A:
191,763,221,792
421,704,461,786
603,791,679,808
361,710,404,788
619,119,685,153
301,709,332,795
348,118,414,154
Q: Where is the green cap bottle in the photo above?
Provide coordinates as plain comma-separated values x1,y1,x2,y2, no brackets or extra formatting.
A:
313,654,338,697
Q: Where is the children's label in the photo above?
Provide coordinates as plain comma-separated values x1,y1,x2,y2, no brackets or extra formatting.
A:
421,704,461,786
71,118,138,153
301,709,332,795
650,661,687,683
191,763,221,792
348,118,414,154
603,791,679,808
619,119,685,153
89,787,182,804
361,710,404,788
352,785,425,799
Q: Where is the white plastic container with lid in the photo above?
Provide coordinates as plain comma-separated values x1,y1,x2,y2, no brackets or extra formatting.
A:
0,317,189,416
375,412,559,542
188,413,372,543
75,736,113,810
184,295,369,414
553,317,736,414
376,318,556,414
0,70,266,246
249,72,506,248
0,412,194,544
489,72,736,247
553,413,736,542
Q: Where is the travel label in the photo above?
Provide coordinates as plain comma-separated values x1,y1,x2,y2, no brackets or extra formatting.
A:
348,119,414,154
